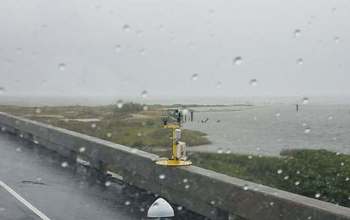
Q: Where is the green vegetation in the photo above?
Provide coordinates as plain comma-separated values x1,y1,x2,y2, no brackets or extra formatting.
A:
0,103,210,152
191,149,350,207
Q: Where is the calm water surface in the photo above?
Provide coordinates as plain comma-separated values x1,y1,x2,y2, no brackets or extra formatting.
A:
183,104,350,156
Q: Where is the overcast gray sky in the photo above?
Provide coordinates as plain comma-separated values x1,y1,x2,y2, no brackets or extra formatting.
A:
0,0,349,100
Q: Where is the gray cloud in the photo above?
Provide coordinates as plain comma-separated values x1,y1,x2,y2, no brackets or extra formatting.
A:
0,0,349,99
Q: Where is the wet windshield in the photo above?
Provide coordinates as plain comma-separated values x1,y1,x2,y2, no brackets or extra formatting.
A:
0,0,349,220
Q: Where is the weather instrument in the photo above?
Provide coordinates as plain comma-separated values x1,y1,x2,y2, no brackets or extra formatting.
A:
156,109,192,166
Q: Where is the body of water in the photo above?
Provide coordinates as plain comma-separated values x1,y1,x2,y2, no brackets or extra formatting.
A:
2,96,350,156
183,104,350,156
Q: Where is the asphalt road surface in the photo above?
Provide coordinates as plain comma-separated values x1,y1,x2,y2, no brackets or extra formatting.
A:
0,132,146,220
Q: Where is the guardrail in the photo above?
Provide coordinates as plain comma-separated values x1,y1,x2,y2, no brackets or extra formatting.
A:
0,112,349,220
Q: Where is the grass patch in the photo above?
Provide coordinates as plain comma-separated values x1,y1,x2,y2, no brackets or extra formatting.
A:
0,104,210,151
191,149,350,207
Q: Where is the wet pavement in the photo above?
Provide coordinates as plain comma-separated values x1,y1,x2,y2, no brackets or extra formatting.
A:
0,132,205,220
0,132,142,220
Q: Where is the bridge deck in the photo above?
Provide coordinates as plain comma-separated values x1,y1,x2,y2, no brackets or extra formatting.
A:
0,133,139,220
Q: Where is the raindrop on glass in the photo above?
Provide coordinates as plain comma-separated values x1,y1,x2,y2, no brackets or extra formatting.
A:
294,29,301,38
79,147,86,153
124,201,131,206
106,132,112,138
328,115,333,120
334,36,340,44
315,193,321,199
233,56,243,65
217,148,223,154
295,181,301,186
61,161,69,168
139,48,146,55
114,45,121,53
185,185,190,189
105,181,111,187
159,174,166,180
158,24,164,31
302,97,309,105
0,87,5,95
58,63,66,71
216,81,222,89
122,24,131,32
296,58,304,65
304,127,311,134
183,178,188,183
249,79,258,86
141,90,148,98
277,169,283,175
35,108,41,114
91,123,96,129
191,74,199,81
117,100,124,109
243,185,249,190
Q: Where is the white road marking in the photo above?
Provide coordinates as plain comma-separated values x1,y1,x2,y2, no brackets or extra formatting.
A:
0,180,51,220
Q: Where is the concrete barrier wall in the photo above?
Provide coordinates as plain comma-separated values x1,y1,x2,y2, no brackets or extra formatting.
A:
0,112,349,220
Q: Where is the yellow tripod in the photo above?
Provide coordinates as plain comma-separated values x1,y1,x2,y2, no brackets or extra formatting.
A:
156,123,192,166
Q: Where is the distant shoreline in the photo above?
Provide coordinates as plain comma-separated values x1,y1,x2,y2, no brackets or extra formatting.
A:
2,95,350,106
